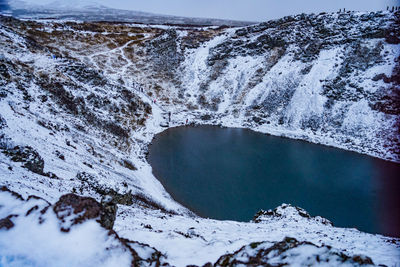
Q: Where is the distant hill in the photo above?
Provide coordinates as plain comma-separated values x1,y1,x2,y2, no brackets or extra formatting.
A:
0,0,10,13
4,0,256,26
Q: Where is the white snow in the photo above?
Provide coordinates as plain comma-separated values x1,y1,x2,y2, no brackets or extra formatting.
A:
0,191,132,267
114,204,400,266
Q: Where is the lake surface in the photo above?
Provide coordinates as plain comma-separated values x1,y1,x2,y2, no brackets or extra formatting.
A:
148,126,400,237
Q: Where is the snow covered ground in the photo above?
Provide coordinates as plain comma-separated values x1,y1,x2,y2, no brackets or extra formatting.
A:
0,10,399,266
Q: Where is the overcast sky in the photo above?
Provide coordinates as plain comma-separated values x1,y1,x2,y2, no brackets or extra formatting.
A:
13,0,400,21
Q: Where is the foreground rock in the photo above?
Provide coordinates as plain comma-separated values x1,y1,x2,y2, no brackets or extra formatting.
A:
1,186,384,266
0,188,169,267
53,193,117,231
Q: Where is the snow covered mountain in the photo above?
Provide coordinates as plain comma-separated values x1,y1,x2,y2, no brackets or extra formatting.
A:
0,10,399,266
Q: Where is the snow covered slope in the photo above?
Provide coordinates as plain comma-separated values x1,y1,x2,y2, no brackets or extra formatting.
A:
0,10,399,266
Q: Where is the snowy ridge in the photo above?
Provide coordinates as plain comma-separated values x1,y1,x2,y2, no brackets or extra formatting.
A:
0,11,399,266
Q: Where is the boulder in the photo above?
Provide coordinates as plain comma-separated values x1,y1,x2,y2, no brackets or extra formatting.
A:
53,193,117,231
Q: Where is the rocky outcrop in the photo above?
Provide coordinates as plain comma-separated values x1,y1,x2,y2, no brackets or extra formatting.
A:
76,172,134,206
253,203,332,226
213,237,375,266
1,145,59,178
53,193,117,231
2,146,44,175
0,215,15,230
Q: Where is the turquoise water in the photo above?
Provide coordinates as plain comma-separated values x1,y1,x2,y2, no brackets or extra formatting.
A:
148,126,400,237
